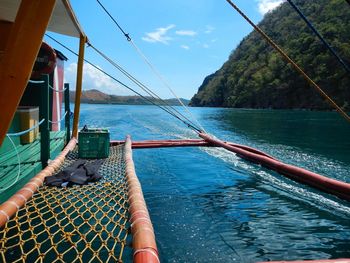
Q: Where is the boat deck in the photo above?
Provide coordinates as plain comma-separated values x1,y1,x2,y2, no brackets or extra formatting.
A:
0,131,66,203
0,144,132,262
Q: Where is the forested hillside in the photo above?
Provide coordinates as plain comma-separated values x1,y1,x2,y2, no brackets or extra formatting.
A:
70,89,189,105
190,0,350,110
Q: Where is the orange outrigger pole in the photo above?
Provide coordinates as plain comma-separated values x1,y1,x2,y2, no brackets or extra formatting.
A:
112,135,350,202
199,133,350,201
125,136,160,263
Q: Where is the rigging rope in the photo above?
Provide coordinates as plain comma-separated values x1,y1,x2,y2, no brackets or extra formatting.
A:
96,0,131,41
287,0,350,75
94,0,207,133
87,43,202,132
128,40,207,133
2,135,21,193
28,80,45,84
45,34,202,133
225,0,350,123
49,84,68,93
7,119,45,137
48,111,68,124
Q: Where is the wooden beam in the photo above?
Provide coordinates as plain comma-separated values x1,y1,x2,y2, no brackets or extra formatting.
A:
72,35,86,138
0,21,13,62
0,0,56,145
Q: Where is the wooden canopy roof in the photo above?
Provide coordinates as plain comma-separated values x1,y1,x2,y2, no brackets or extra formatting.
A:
0,0,85,38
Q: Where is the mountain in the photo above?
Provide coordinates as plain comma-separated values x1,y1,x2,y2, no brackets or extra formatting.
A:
69,89,190,106
190,0,350,110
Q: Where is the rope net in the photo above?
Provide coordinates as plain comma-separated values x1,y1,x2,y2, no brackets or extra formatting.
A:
0,145,133,262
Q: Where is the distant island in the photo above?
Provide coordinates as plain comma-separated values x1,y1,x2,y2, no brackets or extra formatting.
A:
190,0,350,110
70,89,189,106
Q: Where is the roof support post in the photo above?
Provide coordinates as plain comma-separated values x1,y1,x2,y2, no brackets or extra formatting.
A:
72,35,86,138
64,83,71,143
40,75,50,168
0,0,56,145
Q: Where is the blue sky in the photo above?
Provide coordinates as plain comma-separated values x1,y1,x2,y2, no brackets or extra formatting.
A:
45,0,284,99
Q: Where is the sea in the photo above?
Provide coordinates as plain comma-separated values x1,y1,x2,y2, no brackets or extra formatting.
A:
79,104,350,263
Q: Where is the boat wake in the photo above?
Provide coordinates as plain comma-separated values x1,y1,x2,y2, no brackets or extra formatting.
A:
200,146,350,218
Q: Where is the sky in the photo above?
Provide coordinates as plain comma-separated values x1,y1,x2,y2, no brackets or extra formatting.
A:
45,0,284,99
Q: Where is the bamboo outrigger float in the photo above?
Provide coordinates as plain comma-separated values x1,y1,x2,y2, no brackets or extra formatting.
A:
0,0,349,262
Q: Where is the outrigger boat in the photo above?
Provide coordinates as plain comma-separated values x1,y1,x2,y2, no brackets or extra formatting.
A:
0,0,349,262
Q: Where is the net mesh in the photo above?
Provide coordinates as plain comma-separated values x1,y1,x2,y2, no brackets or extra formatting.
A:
0,145,132,262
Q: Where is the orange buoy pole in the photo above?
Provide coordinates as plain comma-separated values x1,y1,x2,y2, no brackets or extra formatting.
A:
0,138,77,228
72,35,87,138
200,133,350,201
124,136,160,263
0,0,56,145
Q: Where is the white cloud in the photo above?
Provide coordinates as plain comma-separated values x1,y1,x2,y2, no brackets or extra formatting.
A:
142,24,175,44
204,25,215,34
65,62,131,95
175,30,197,36
256,0,284,15
180,45,190,50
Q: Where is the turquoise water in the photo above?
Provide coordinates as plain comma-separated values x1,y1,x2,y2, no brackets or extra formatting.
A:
79,104,350,262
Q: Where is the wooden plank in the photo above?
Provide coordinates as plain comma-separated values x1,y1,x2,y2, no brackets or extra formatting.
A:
0,163,32,185
1,147,40,166
0,163,42,203
0,131,65,166
2,140,42,165
50,138,65,160
0,140,40,165
8,135,62,165
0,166,17,180
0,143,34,163
0,131,63,161
50,130,66,140
0,0,56,145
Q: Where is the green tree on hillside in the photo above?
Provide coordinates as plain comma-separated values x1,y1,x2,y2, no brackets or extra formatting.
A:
190,0,350,110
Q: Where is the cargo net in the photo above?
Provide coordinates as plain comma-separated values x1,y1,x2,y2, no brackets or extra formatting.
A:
0,145,132,262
